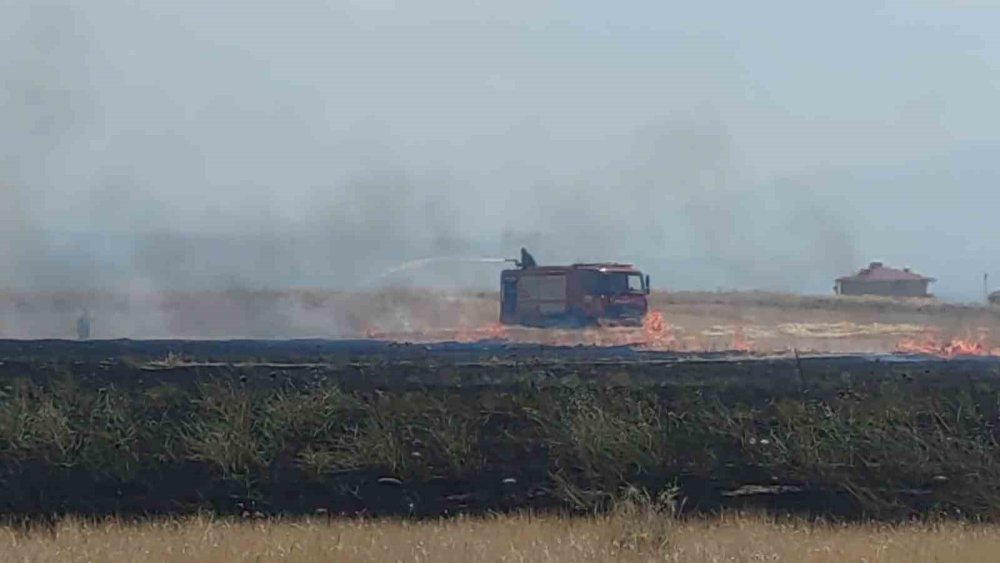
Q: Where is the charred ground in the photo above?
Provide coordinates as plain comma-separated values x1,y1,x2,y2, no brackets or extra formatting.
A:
2,291,1000,522
1,338,1000,522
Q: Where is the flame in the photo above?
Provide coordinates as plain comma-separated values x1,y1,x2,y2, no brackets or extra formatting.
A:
730,325,752,353
354,310,765,353
359,320,379,339
944,338,986,357
353,306,781,354
896,329,993,358
639,311,679,351
896,335,942,356
454,322,507,343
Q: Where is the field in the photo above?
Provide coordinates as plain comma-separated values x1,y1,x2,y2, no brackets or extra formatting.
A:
0,337,999,521
3,289,1000,557
8,513,1000,562
4,289,1000,353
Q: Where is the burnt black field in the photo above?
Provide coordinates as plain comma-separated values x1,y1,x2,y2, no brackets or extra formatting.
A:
1,338,1000,522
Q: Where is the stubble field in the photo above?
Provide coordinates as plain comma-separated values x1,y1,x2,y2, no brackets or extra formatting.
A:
3,289,1000,560
8,513,1000,562
4,288,1000,353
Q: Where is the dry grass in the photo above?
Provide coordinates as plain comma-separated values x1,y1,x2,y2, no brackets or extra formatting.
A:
6,287,1000,355
4,513,1000,562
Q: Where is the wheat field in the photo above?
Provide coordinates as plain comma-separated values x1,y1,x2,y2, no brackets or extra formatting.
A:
3,513,999,563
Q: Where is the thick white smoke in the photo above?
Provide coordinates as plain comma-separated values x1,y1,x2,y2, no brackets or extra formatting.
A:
1,0,997,306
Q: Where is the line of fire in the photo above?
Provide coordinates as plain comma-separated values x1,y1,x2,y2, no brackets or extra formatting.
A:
490,249,1000,359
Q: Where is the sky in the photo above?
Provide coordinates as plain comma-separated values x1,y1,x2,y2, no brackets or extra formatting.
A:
3,0,1000,300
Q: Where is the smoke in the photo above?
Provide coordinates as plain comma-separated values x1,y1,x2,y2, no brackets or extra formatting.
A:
0,3,91,288
493,117,858,292
0,0,997,338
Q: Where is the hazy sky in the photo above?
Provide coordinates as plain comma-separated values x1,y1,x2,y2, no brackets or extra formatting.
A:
4,1,1000,299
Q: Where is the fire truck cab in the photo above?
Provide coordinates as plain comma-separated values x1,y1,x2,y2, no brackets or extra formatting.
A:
500,249,650,328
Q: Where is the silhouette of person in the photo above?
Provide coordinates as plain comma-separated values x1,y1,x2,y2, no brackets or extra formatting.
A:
520,248,537,269
77,311,92,340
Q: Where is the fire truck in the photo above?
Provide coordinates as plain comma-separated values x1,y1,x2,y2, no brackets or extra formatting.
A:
500,249,650,327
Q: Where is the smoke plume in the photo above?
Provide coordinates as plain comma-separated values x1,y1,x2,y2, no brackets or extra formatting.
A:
0,1,997,337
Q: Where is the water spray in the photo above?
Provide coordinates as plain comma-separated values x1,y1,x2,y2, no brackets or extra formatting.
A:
367,256,513,285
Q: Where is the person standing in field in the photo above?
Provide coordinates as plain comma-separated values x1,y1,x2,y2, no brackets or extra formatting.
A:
77,310,92,340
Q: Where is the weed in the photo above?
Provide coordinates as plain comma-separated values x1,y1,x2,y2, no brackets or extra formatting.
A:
0,373,996,519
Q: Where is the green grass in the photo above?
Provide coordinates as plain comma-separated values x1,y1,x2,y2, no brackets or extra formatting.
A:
0,371,998,520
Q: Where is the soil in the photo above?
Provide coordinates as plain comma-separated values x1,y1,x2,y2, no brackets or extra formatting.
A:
2,290,1000,521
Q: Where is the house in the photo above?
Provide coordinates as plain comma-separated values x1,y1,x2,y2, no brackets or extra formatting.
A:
834,262,934,298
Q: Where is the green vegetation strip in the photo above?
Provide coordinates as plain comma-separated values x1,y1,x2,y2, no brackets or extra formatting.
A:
0,370,998,520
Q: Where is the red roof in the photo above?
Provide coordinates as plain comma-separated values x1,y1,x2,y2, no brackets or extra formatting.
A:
837,262,934,283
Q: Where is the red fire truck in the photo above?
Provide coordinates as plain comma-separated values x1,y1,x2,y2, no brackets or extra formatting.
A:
500,249,650,327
